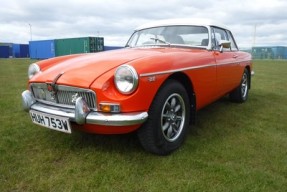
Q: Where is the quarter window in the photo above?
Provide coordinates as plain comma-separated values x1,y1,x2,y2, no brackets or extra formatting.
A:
227,31,238,51
212,28,239,51
212,27,229,51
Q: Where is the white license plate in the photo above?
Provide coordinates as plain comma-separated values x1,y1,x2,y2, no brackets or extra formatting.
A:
29,110,71,134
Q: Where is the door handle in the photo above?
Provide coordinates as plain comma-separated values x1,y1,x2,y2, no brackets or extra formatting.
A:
233,55,238,58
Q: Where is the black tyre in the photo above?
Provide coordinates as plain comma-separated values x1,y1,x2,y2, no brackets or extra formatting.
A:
137,79,190,155
229,68,250,103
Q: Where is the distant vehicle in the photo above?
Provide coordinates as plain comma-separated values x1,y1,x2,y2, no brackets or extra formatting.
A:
22,19,252,155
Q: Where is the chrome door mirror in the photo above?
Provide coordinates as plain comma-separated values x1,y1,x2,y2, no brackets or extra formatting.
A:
219,40,231,53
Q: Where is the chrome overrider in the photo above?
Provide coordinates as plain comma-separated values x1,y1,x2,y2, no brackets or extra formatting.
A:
22,90,148,126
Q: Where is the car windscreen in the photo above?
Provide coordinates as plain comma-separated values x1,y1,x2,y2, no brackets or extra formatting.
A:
127,25,209,48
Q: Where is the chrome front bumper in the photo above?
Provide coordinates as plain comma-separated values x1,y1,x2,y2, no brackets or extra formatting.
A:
22,90,148,126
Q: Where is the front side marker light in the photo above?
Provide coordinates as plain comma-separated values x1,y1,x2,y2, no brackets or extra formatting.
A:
99,103,121,113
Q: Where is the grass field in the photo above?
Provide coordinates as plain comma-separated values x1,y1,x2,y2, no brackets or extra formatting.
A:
0,59,286,191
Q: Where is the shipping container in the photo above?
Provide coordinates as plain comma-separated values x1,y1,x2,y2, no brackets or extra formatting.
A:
271,46,285,59
104,46,124,51
12,44,29,58
29,40,55,59
55,37,104,56
0,46,9,58
283,47,287,59
0,43,13,57
252,46,287,59
95,37,104,52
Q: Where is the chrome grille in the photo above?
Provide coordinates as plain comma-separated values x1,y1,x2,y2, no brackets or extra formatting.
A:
30,83,96,109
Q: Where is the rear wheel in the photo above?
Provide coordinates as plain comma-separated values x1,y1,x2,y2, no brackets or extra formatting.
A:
137,79,190,155
229,68,250,103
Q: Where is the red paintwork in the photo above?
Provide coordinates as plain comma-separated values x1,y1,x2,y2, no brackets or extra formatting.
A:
30,47,252,134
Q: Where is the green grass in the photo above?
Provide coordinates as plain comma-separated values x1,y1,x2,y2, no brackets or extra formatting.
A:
0,59,286,191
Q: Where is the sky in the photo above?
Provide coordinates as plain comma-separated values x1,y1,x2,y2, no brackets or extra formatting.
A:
1,0,287,49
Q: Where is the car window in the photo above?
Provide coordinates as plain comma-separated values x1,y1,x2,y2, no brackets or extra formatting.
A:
227,30,238,51
127,26,209,48
181,33,209,46
128,32,139,47
136,28,166,45
212,27,230,51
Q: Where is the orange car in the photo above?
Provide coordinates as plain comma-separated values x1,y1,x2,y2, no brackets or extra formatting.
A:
22,19,252,155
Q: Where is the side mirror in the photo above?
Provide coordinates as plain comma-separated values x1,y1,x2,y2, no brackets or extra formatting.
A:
219,40,231,53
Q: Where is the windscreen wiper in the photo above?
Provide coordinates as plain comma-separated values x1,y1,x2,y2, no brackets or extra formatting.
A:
150,37,171,46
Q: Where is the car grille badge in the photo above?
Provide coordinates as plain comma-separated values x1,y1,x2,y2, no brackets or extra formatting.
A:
46,83,57,102
47,84,54,92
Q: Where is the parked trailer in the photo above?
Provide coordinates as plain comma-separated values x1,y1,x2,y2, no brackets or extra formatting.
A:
0,46,9,58
29,40,55,59
12,44,29,58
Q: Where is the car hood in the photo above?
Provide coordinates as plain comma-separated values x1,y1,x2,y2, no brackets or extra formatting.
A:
31,48,164,88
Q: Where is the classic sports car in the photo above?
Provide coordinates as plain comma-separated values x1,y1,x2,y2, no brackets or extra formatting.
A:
22,19,252,155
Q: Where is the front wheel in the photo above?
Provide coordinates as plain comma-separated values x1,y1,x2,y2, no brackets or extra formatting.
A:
137,79,190,155
229,68,250,103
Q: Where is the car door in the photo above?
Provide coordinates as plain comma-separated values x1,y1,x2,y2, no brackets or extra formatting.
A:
211,27,240,97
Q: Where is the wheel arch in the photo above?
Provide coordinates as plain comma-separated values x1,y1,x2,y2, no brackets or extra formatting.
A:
167,72,196,125
245,65,251,89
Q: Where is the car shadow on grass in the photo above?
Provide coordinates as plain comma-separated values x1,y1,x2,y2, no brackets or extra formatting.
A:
42,128,145,155
43,93,267,155
71,131,143,153
187,96,251,142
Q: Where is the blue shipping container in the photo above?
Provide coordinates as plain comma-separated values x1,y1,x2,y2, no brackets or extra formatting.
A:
0,43,13,57
12,44,19,57
0,46,9,58
252,46,287,59
283,47,287,59
12,44,29,58
29,40,55,59
104,46,124,51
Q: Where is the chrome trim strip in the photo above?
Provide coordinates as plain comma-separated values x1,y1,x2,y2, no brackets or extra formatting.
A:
29,102,148,126
140,59,252,77
140,64,214,77
86,112,148,126
31,103,75,119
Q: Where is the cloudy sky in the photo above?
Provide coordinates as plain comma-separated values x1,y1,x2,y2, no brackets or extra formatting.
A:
1,0,287,48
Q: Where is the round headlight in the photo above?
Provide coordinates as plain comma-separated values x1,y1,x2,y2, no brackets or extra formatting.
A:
28,63,40,79
114,65,139,94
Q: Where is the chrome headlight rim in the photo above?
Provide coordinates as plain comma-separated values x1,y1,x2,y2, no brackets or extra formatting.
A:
28,63,40,79
114,64,139,95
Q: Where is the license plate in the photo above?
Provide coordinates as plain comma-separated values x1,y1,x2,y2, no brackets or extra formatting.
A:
29,110,71,134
